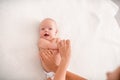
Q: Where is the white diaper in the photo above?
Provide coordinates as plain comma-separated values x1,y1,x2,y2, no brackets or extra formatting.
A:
44,71,55,80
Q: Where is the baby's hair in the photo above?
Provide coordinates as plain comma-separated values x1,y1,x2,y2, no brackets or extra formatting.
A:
42,18,56,22
40,18,57,26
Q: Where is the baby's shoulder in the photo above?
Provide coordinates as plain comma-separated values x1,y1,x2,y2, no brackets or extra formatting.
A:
39,38,50,43
38,38,50,48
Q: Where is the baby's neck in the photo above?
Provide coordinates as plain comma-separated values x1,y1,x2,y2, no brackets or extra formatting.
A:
49,38,57,42
41,37,56,42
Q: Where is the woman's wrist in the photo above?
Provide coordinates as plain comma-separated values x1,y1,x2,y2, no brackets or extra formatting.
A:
60,59,70,68
61,57,70,63
53,65,58,73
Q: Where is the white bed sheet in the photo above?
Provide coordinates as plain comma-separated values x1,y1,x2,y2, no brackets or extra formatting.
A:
0,0,120,80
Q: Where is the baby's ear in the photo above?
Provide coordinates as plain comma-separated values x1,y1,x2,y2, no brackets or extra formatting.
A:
56,29,58,34
55,30,58,36
55,29,60,37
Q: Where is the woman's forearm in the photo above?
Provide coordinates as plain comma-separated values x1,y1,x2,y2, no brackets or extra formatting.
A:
54,60,69,80
52,66,86,80
66,71,87,80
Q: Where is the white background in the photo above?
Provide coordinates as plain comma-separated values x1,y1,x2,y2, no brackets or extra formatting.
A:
0,0,120,80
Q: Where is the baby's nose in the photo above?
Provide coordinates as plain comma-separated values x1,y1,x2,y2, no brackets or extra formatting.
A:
44,29,49,31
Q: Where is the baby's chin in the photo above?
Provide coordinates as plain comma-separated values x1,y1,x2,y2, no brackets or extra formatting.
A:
43,36,53,41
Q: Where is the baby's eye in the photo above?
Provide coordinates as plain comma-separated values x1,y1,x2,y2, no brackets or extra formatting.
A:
41,28,45,30
49,28,52,30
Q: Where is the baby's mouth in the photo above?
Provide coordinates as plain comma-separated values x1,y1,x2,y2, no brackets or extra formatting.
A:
44,33,49,37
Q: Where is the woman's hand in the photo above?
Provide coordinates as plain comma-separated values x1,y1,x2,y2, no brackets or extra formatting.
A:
53,40,71,80
40,49,58,72
58,40,71,62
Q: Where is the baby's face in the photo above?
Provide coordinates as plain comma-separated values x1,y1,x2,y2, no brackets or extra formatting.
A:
40,19,57,40
106,67,120,80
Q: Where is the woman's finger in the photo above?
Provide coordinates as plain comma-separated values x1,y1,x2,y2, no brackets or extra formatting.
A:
57,42,59,48
47,50,56,62
40,53,47,67
41,50,51,61
40,52,46,62
41,50,56,63
63,40,66,48
47,49,53,55
66,39,70,48
61,40,64,47
60,40,62,47
44,50,53,57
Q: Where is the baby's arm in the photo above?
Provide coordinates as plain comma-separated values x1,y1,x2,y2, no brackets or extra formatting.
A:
39,38,58,49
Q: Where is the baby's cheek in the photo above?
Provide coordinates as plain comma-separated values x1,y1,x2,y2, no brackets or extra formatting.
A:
39,33,43,37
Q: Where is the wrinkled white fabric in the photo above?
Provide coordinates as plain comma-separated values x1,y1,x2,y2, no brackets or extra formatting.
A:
44,71,55,80
0,0,120,80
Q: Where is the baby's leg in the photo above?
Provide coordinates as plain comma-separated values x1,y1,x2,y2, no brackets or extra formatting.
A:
66,71,87,80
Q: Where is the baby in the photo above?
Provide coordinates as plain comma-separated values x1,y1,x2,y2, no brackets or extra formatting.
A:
38,18,61,79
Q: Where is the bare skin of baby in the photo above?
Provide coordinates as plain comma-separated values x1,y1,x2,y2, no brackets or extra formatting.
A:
39,18,86,80
39,18,61,66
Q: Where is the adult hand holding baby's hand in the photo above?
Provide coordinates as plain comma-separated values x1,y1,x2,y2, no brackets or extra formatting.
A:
57,40,71,62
